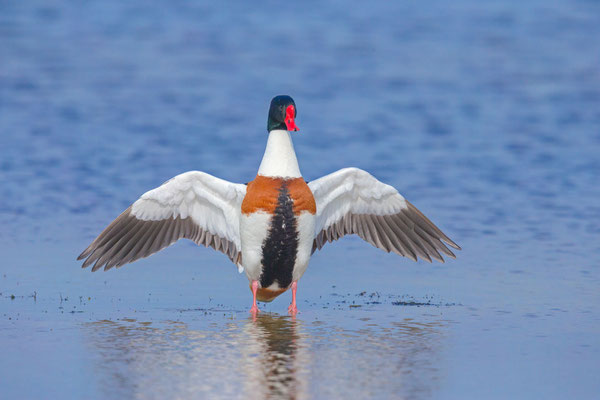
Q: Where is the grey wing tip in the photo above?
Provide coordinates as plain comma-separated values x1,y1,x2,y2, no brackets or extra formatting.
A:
444,248,457,259
406,253,418,262
447,241,461,251
77,246,93,260
80,258,102,271
91,261,105,272
79,245,99,269
405,200,461,253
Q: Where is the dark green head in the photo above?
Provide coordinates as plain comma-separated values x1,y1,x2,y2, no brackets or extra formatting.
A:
267,95,299,132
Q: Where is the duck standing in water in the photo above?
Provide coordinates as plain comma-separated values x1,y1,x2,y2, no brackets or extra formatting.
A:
78,95,460,314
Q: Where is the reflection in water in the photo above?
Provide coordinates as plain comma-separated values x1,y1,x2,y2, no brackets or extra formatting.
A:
240,316,308,399
84,313,446,399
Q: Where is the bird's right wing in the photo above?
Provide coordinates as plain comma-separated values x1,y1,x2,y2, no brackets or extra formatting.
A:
78,171,247,272
308,168,460,262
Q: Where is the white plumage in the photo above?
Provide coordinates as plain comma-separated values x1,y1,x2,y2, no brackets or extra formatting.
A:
309,167,407,237
131,171,247,248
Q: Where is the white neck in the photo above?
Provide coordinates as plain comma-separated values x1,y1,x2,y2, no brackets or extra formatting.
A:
257,129,302,178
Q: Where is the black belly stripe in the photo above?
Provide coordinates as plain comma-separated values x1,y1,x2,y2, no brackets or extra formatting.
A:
260,182,298,289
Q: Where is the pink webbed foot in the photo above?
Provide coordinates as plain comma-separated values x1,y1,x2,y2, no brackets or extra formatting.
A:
250,280,261,315
288,281,298,315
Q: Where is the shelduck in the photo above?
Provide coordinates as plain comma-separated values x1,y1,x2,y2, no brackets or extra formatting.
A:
78,95,460,314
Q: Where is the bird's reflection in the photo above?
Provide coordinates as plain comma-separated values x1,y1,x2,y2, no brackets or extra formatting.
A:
83,312,446,399
242,315,309,399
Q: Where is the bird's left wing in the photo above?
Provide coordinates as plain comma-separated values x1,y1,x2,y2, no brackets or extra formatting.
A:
308,168,460,262
78,171,247,271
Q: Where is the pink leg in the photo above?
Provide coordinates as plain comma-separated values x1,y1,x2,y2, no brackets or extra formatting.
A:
250,280,260,315
287,281,298,315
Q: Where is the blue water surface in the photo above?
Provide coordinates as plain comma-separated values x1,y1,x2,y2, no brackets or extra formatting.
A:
1,1,599,399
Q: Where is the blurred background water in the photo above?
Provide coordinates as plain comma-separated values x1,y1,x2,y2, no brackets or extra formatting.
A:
1,1,599,399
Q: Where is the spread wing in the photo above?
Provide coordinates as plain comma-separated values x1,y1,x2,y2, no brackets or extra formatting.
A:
308,168,460,262
78,171,247,272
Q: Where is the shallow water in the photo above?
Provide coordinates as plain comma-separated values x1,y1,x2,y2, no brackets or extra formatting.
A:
1,1,600,399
